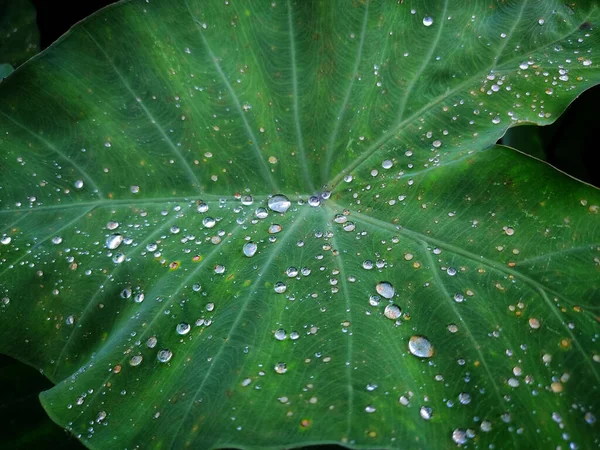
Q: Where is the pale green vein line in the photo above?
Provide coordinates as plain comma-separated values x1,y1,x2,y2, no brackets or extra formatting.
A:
0,194,269,215
327,9,593,189
341,206,600,384
489,0,529,72
395,0,449,123
185,1,279,193
287,0,314,192
0,211,31,233
52,212,182,377
0,110,104,197
422,243,519,448
82,28,202,192
0,206,95,278
321,0,370,184
170,208,309,449
515,244,598,266
328,221,354,439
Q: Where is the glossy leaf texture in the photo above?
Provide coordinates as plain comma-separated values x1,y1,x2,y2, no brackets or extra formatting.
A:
0,1,599,449
0,0,39,71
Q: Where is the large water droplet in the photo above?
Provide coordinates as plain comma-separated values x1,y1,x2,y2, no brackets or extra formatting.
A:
268,195,291,213
384,304,402,320
420,406,433,420
243,242,257,257
423,16,433,26
274,329,287,340
157,349,173,363
409,335,434,358
452,429,467,445
274,282,287,293
106,234,124,250
176,323,191,335
376,281,395,299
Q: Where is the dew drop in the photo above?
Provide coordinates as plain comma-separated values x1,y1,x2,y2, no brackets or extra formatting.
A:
274,362,287,374
365,405,376,413
274,329,287,340
268,195,291,213
74,180,84,189
129,355,143,366
423,16,433,26
176,323,191,335
52,236,63,245
1,236,11,245
452,429,468,445
409,335,434,358
384,304,402,320
274,282,287,293
420,406,433,420
243,242,257,257
375,281,394,299
157,349,173,363
106,234,124,250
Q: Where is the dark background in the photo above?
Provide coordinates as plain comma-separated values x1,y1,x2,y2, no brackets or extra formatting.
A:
1,1,599,449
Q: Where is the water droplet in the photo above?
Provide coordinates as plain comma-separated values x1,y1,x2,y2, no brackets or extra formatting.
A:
308,196,321,207
106,234,124,250
197,202,209,213
369,295,381,307
362,260,374,270
480,421,492,432
268,224,282,234
268,195,291,213
366,383,378,391
157,349,173,363
52,236,63,245
74,180,84,189
1,236,11,245
286,267,299,277
409,335,434,358
447,267,457,276
241,195,253,205
375,281,394,299
382,160,393,169
384,304,402,320
120,288,132,299
146,336,157,348
274,362,287,374
203,217,216,228
146,242,157,252
176,323,191,335
454,293,464,303
432,139,442,148
452,429,468,445
106,221,119,230
334,214,348,224
274,282,287,293
243,242,257,257
458,392,471,404
420,406,433,420
274,329,287,340
365,405,376,413
112,253,125,264
423,16,433,26
585,412,596,424
129,355,143,366
290,331,300,340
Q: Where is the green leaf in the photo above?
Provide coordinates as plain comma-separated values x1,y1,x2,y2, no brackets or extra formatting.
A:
1,1,599,449
0,0,39,68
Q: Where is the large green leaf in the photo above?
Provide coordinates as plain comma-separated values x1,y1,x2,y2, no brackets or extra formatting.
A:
1,1,599,449
0,0,39,70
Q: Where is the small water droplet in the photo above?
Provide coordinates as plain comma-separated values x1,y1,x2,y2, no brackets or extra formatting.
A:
423,16,433,26
52,236,63,245
365,405,376,413
1,236,11,245
274,362,287,374
74,180,84,189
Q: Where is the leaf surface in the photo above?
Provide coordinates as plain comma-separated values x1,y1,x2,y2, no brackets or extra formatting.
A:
1,1,599,449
